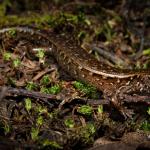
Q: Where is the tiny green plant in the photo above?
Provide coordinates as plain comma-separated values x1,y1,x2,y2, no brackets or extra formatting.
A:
86,123,96,135
143,62,149,69
63,13,79,24
143,48,150,56
103,22,114,41
36,105,48,115
25,98,32,112
78,12,91,26
73,81,98,98
7,29,16,37
64,118,75,128
40,87,50,94
78,31,86,40
13,58,21,68
78,105,93,116
36,116,43,126
140,120,150,131
36,49,45,59
31,127,39,141
47,110,58,119
26,82,37,91
42,139,62,149
80,123,96,143
39,14,54,25
41,75,51,86
3,124,10,134
40,85,61,94
48,85,61,94
3,52,11,61
97,105,103,114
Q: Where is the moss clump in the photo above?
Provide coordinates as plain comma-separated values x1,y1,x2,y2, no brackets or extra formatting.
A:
73,81,99,98
78,105,93,116
41,85,61,94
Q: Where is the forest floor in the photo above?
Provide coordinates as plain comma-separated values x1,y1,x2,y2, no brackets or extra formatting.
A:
0,1,149,149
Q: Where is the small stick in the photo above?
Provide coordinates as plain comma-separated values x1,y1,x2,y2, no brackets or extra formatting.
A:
1,86,60,102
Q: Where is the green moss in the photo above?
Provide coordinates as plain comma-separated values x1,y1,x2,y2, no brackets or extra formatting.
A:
35,104,48,115
26,82,37,91
80,123,96,143
78,105,93,116
49,85,61,94
36,116,43,126
78,30,86,40
25,98,32,112
102,22,115,41
40,75,51,86
64,118,75,128
140,120,150,131
3,52,11,61
143,48,150,56
42,140,63,149
36,49,45,59
31,127,39,141
7,28,17,37
12,58,21,68
0,10,90,32
0,13,54,28
3,124,11,135
40,87,50,94
97,105,103,114
41,85,61,95
73,81,99,98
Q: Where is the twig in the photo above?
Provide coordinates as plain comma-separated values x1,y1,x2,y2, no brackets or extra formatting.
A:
91,45,127,67
123,94,150,105
1,86,60,102
83,98,110,105
0,135,39,149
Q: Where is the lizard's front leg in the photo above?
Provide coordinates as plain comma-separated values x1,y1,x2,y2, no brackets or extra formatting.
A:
111,85,135,119
111,80,150,119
